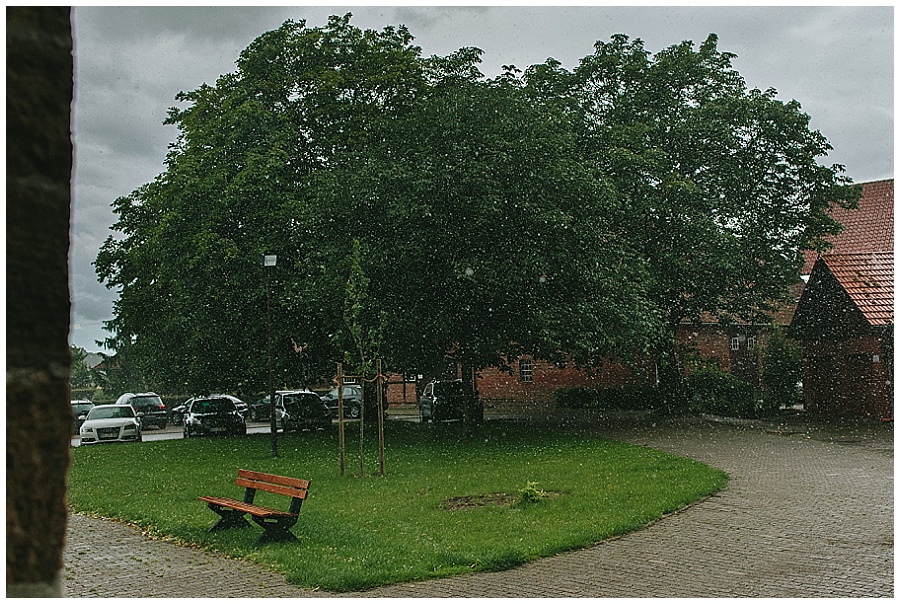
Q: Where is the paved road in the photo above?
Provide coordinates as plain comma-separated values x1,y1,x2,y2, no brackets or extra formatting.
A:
64,414,893,597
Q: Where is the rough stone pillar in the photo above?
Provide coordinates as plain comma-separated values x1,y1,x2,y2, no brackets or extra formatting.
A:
6,6,74,597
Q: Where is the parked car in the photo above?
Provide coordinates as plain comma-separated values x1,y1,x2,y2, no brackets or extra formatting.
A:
170,397,194,426
418,380,483,423
275,390,332,432
172,394,248,425
79,404,142,444
115,392,167,429
182,396,247,437
71,400,94,434
319,385,364,419
249,395,275,422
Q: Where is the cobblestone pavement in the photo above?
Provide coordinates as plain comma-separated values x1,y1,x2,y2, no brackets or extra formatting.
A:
64,414,893,598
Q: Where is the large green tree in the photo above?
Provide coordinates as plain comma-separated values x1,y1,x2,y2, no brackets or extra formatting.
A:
527,34,859,407
96,17,656,394
97,20,856,407
310,50,655,376
95,15,427,394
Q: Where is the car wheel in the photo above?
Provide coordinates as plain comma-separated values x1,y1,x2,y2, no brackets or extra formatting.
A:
348,405,361,419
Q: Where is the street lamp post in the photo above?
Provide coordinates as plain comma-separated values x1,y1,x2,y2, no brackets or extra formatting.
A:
261,254,278,458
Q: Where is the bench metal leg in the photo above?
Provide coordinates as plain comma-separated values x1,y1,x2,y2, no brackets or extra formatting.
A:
206,504,251,531
251,517,298,544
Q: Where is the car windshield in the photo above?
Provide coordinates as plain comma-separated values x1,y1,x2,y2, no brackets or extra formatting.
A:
72,403,93,414
132,395,163,406
193,399,234,414
284,394,320,406
435,382,466,397
88,406,134,420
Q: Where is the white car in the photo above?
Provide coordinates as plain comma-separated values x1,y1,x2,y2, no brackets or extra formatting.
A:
79,404,142,444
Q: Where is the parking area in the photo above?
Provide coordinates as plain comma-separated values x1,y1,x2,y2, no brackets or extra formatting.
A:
64,413,893,597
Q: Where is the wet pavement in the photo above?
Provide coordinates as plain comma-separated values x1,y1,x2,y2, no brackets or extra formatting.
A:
64,413,893,597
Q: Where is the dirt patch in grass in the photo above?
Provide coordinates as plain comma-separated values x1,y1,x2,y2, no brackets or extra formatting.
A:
443,493,517,511
442,491,564,511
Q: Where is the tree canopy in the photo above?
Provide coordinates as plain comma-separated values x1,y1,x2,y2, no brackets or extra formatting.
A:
95,16,858,398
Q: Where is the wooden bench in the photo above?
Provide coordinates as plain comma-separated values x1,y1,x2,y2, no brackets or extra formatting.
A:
199,469,310,544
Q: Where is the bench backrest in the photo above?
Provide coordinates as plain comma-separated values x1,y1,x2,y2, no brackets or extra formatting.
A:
236,469,309,512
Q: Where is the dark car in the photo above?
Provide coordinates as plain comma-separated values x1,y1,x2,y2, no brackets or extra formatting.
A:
275,390,332,432
183,396,247,437
418,380,483,423
173,394,248,425
115,392,167,429
319,385,364,419
170,397,194,426
249,394,275,422
71,400,95,434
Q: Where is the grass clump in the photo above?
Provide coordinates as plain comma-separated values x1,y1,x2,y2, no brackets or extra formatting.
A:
68,421,727,591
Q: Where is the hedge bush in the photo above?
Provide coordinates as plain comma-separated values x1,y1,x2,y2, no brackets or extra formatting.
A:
684,367,775,418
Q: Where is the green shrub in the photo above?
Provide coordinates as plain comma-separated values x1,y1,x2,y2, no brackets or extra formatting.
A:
684,367,774,418
761,327,803,408
515,481,546,506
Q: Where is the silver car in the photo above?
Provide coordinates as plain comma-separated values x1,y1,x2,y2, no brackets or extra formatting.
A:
79,404,142,444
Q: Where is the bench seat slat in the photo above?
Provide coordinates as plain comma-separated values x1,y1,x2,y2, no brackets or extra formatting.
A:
198,496,297,519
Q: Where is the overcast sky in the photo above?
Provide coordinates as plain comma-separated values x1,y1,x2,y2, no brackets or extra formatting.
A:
68,5,894,353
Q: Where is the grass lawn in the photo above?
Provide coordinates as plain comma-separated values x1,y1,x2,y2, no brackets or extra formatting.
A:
68,420,728,591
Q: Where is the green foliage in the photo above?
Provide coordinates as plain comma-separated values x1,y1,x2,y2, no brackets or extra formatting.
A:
342,239,385,377
684,367,774,418
554,384,661,411
69,346,95,388
529,33,860,404
761,327,803,408
68,422,727,591
95,16,857,400
515,481,546,506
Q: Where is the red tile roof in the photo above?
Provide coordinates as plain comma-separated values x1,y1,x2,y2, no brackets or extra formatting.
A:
822,252,894,326
803,179,894,274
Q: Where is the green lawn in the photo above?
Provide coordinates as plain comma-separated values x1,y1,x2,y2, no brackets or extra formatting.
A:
68,420,728,591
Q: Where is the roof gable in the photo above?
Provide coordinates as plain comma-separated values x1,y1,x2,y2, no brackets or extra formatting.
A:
790,252,894,338
803,179,894,274
823,252,893,326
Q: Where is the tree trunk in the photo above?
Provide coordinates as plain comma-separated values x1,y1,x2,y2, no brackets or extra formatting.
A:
656,326,686,414
459,361,482,435
6,6,73,597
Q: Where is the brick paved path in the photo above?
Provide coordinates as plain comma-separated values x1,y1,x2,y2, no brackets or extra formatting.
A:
64,416,893,597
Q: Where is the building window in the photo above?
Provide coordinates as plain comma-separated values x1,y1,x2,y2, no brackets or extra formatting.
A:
730,337,740,351
747,336,756,351
519,358,533,383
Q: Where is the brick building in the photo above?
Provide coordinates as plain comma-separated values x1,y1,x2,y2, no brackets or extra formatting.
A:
472,355,654,408
389,179,893,414
790,252,893,418
789,179,894,418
